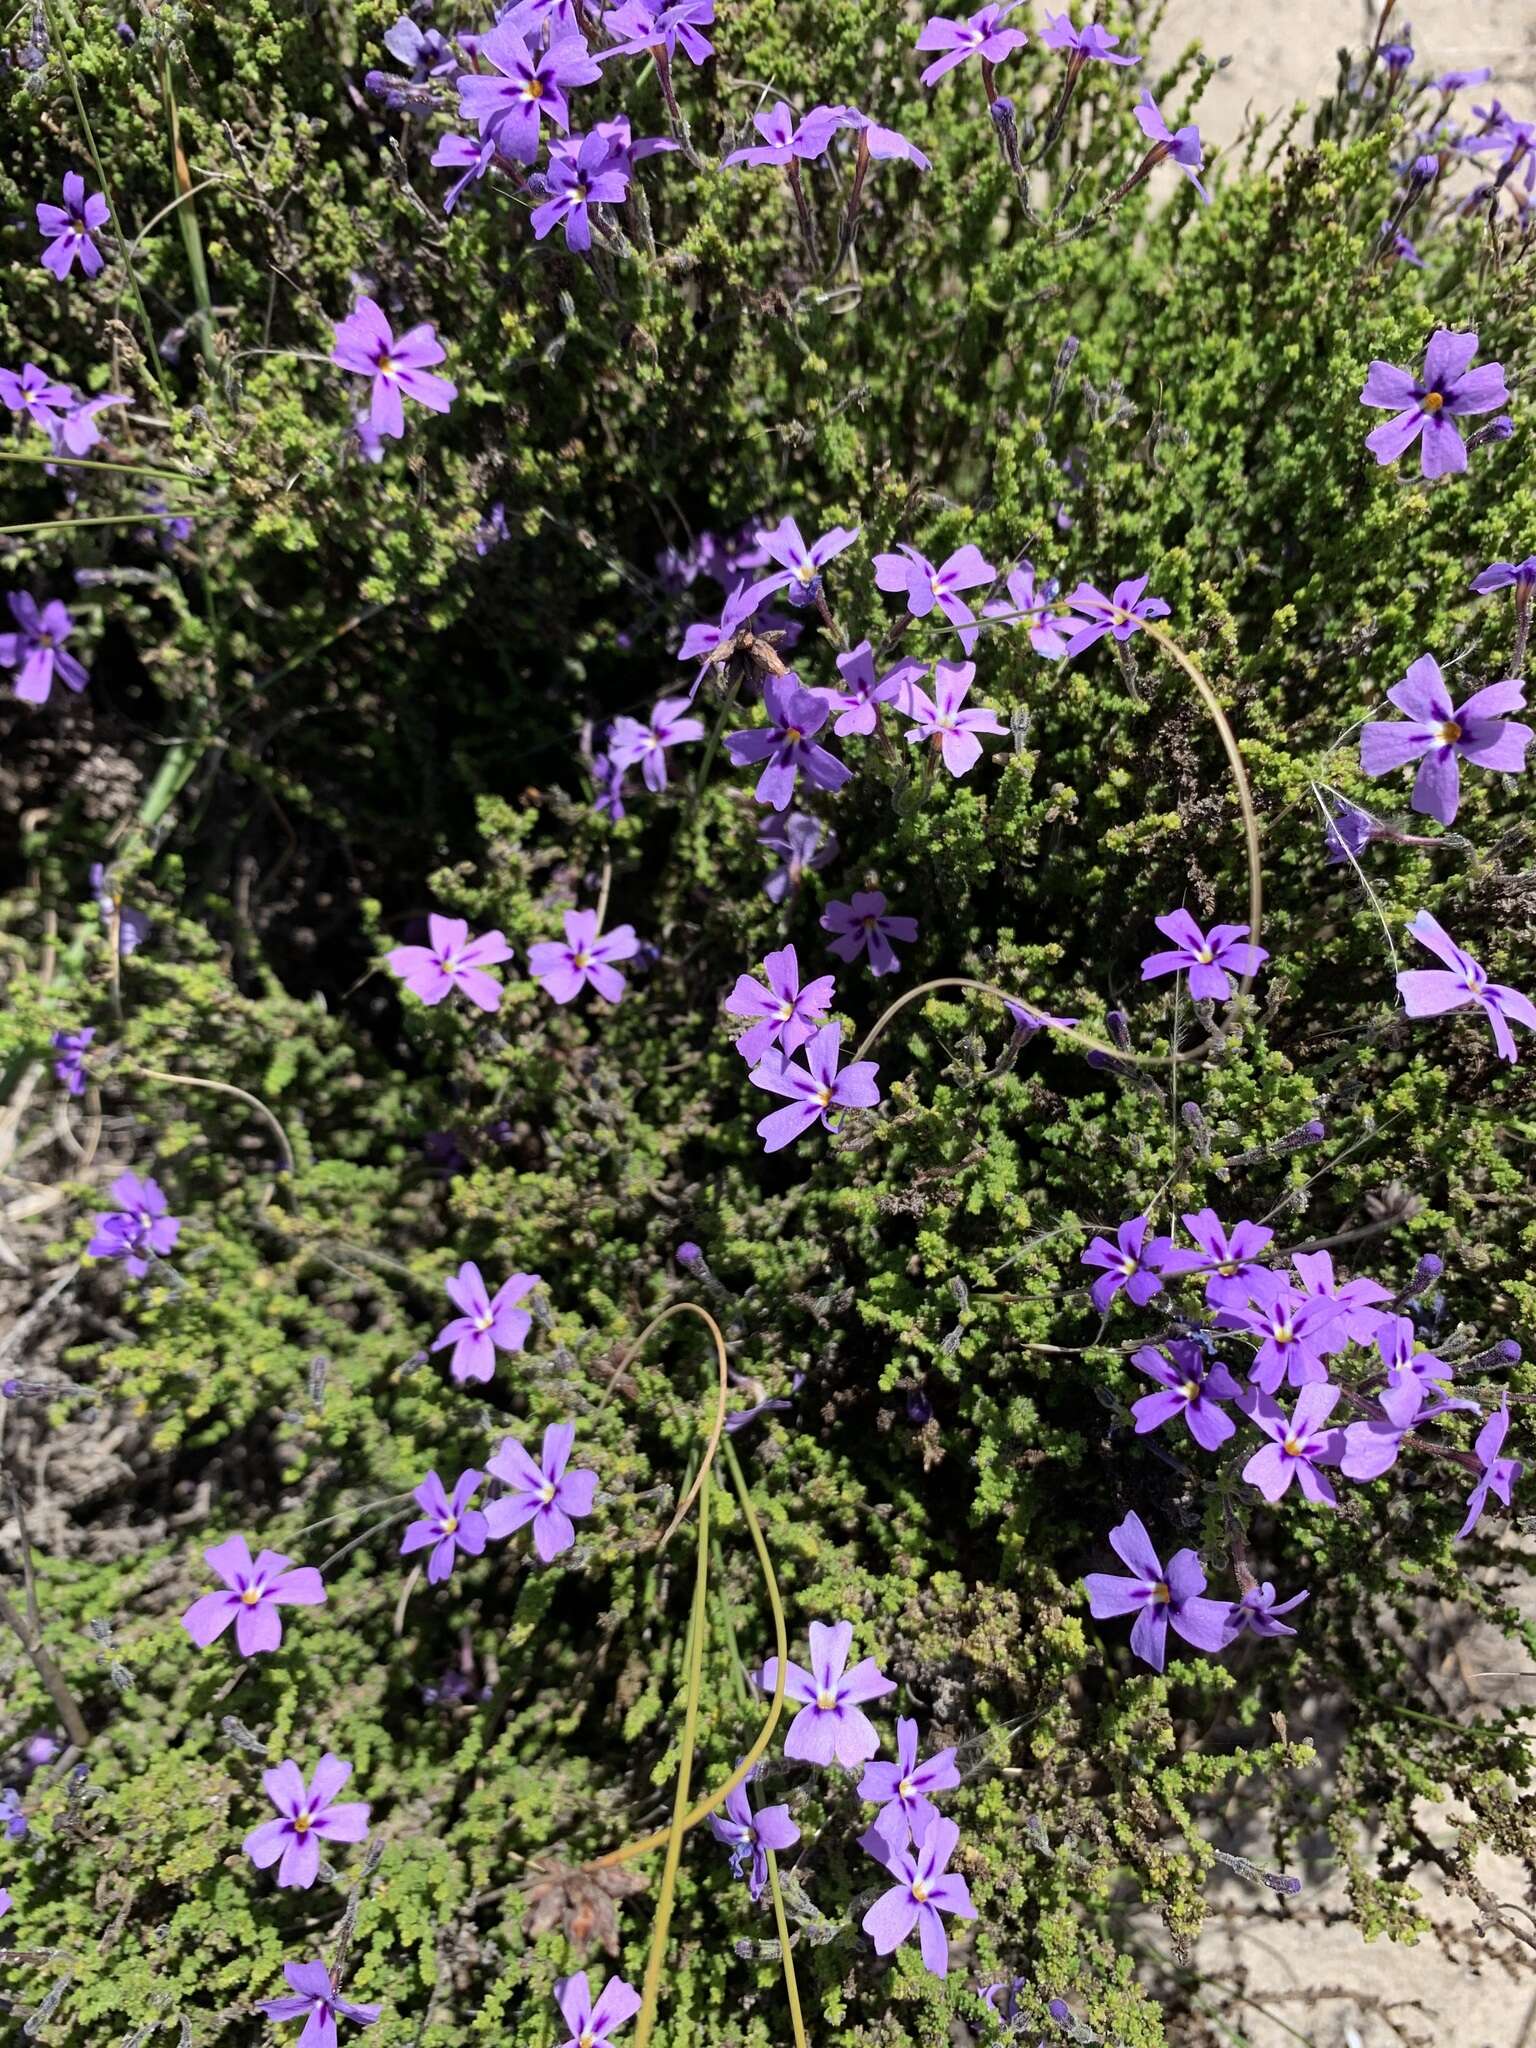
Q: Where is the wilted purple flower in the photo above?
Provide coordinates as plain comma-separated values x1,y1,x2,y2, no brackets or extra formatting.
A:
1385,226,1425,266
87,1171,180,1277
916,5,1028,87
1140,909,1267,1002
759,810,838,901
679,581,757,689
1290,1249,1391,1346
331,297,456,439
1062,574,1169,656
600,0,714,65
1039,11,1138,63
182,1535,326,1656
259,1959,380,2048
1240,1385,1344,1504
708,1772,800,1900
244,1755,370,1889
1,594,88,706
759,1619,894,1765
1435,67,1492,92
0,361,71,429
387,913,511,1010
1458,1404,1524,1540
532,129,632,251
748,1021,881,1152
1359,653,1529,824
432,1263,539,1383
1130,1340,1243,1450
837,107,932,171
552,1973,641,2048
1161,1209,1275,1308
50,1026,94,1098
606,695,705,791
1396,909,1536,1063
1222,1582,1309,1642
1080,1214,1173,1314
48,387,131,455
816,640,928,736
722,101,848,169
382,14,457,79
1375,1312,1452,1393
725,943,836,1062
1323,798,1380,865
432,132,500,213
899,659,1006,777
1083,1510,1230,1671
458,23,600,158
37,172,109,279
742,516,860,613
860,1815,976,1976
858,1715,960,1849
528,907,640,1004
873,542,996,653
1217,1273,1344,1393
590,752,627,821
1,1789,26,1841
982,561,1085,657
1361,330,1509,479
1471,555,1536,595
1004,999,1079,1041
822,891,918,977
400,1469,489,1583
485,1422,597,1561
725,674,852,810
90,863,150,956
1133,92,1210,202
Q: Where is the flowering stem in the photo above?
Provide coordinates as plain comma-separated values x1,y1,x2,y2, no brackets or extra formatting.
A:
131,1065,297,1178
1513,587,1532,679
0,450,208,488
786,162,820,265
1023,56,1086,168
764,1848,809,2048
692,671,744,798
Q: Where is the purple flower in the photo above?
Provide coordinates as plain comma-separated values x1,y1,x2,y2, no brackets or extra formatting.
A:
1038,10,1138,63
432,1263,539,1383
432,132,500,214
592,752,627,820
51,1026,94,1098
725,943,836,1062
758,1618,895,1765
748,1021,881,1153
1361,329,1509,479
1081,1214,1173,1314
259,1959,380,2048
90,862,150,955
759,810,838,901
1375,1312,1451,1394
1471,555,1536,595
1133,92,1210,202
982,561,1085,657
821,891,918,977
860,1815,976,1976
1339,1378,1472,1483
1,1788,26,1840
1240,1385,1345,1504
600,0,714,66
815,639,928,735
331,297,456,440
1061,574,1169,656
606,694,705,791
708,1771,800,1900
0,1887,10,1922
553,1973,641,2048
722,101,849,169
0,361,71,430
1458,1404,1524,1540
1,594,88,706
725,674,852,811
898,659,1006,777
1359,653,1529,825
1217,1272,1344,1393
1324,798,1380,865
1083,1510,1230,1672
457,23,601,159
47,389,130,457
534,126,644,250
679,580,757,688
1004,998,1079,1041
527,907,640,1003
36,172,109,280
1129,1340,1243,1451
387,913,511,1010
837,108,932,171
1290,1249,1391,1346
382,14,457,80
1396,909,1536,1063
87,1171,180,1277
1139,908,1268,1002
244,1754,370,1889
1436,67,1492,91
915,5,1028,87
742,516,860,613
181,1535,326,1656
873,542,996,653
1161,1208,1275,1308
484,1422,597,1561
858,1715,960,1850
399,1468,489,1583
1222,1582,1309,1642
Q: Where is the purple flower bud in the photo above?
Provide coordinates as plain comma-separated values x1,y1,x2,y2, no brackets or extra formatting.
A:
1106,1008,1131,1050
1411,151,1440,181
675,1241,704,1270
989,93,1023,174
1467,414,1516,451
906,1386,933,1424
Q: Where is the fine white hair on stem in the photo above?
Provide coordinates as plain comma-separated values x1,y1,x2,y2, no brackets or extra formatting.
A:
1309,778,1399,979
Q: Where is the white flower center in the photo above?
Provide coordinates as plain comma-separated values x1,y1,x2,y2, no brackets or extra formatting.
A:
1195,946,1214,964
816,1687,836,1710
898,1777,914,1799
815,1084,833,1108
911,1877,930,1902
441,1515,458,1534
539,1481,556,1504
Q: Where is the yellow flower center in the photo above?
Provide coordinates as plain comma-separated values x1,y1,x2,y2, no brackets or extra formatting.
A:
1196,945,1214,964
525,78,545,100
1283,1435,1303,1456
815,1084,833,1108
475,1313,494,1331
1119,1256,1137,1276
442,1515,458,1534
785,726,804,743
1275,1323,1294,1344
1151,1580,1170,1604
898,1777,914,1799
539,1481,556,1504
293,1813,312,1834
796,561,815,583
1180,1380,1199,1402
777,999,794,1019
572,950,591,969
911,1878,930,1903
1421,389,1444,413
1435,719,1462,745
816,1688,836,1710
240,1586,262,1606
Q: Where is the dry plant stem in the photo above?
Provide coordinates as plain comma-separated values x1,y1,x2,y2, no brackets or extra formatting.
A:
595,1300,729,1550
765,1848,809,2048
0,1582,91,1750
132,1066,296,1177
855,976,1223,1070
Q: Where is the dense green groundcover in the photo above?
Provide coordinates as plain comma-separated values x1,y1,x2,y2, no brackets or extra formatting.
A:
2,0,1535,2041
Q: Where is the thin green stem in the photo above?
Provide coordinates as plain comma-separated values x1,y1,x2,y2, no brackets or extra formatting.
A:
692,670,744,797
765,1849,809,2048
853,976,1225,1071
0,514,190,538
0,452,209,487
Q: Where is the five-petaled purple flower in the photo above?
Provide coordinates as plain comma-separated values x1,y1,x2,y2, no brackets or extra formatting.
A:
1359,653,1529,824
1240,1385,1345,1504
1217,1272,1344,1392
898,659,1006,777
331,297,456,440
982,561,1085,657
873,543,996,653
1062,574,1169,656
759,810,838,902
1140,909,1267,1002
87,1171,180,1277
1375,1313,1452,1395
244,1755,370,1890
1130,1340,1243,1451
821,891,918,977
916,6,1028,87
607,695,705,791
1396,909,1536,1063
1162,1209,1275,1308
1290,1249,1391,1346
724,943,836,1063
1361,329,1509,479
707,1771,800,1901
1458,1404,1524,1540
721,101,848,169
1,594,88,706
400,1469,489,1583
816,640,928,735
1039,10,1139,63
860,1815,976,1976
725,675,852,810
528,908,640,1004
1222,1582,1309,1642
748,1021,881,1152
1083,1510,1230,1672
36,173,109,280
858,1714,960,1849
1471,555,1536,596
600,0,714,66
457,23,601,160
742,515,860,613
259,1959,380,2048
0,361,71,430
432,1263,540,1383
1081,1214,1172,1314
1133,92,1210,202
182,1535,326,1656
532,129,632,251
387,914,511,1011
759,1618,896,1765
51,1026,94,1098
552,1972,641,2048
485,1422,598,1561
